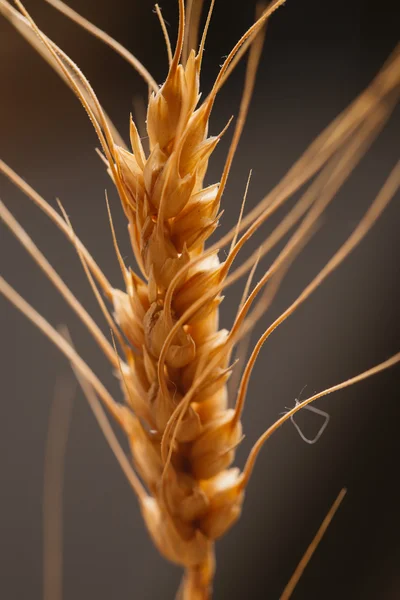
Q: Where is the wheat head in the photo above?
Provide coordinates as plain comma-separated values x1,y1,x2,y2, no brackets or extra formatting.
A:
0,1,399,598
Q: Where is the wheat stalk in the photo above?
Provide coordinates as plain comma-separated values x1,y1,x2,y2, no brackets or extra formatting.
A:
0,1,399,598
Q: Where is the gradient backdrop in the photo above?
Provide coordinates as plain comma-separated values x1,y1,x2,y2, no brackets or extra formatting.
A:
0,1,399,598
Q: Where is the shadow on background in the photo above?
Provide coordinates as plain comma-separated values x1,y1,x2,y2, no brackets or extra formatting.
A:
0,1,399,598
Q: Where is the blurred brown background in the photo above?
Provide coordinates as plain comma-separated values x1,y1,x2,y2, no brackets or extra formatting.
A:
0,1,399,598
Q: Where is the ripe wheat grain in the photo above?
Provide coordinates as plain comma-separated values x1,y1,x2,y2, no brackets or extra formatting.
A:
0,1,399,599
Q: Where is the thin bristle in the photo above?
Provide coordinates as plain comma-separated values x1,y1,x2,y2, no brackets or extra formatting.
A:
186,0,205,60
64,328,148,503
235,161,400,425
13,0,133,217
280,488,348,600
215,3,267,205
155,4,173,66
44,0,158,92
242,352,400,487
0,0,127,148
228,222,318,401
171,0,186,71
57,199,129,354
0,200,119,368
104,191,129,285
211,45,400,251
210,0,286,98
227,105,391,339
220,1,268,89
197,0,215,65
182,0,194,65
43,373,76,600
0,159,113,296
0,276,122,424
230,170,253,252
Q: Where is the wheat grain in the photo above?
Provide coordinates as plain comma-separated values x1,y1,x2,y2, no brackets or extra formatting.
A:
0,1,399,598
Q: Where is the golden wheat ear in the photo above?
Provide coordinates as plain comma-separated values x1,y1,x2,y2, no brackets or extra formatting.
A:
2,0,400,596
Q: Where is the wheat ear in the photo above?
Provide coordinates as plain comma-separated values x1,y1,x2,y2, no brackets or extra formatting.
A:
1,1,400,598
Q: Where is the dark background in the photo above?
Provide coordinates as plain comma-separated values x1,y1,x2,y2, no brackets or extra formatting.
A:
1,1,399,598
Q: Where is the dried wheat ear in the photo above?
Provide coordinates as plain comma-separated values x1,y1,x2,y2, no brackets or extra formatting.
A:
1,0,399,598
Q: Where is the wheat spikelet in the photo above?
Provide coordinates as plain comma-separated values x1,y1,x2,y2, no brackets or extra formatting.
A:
1,1,400,598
